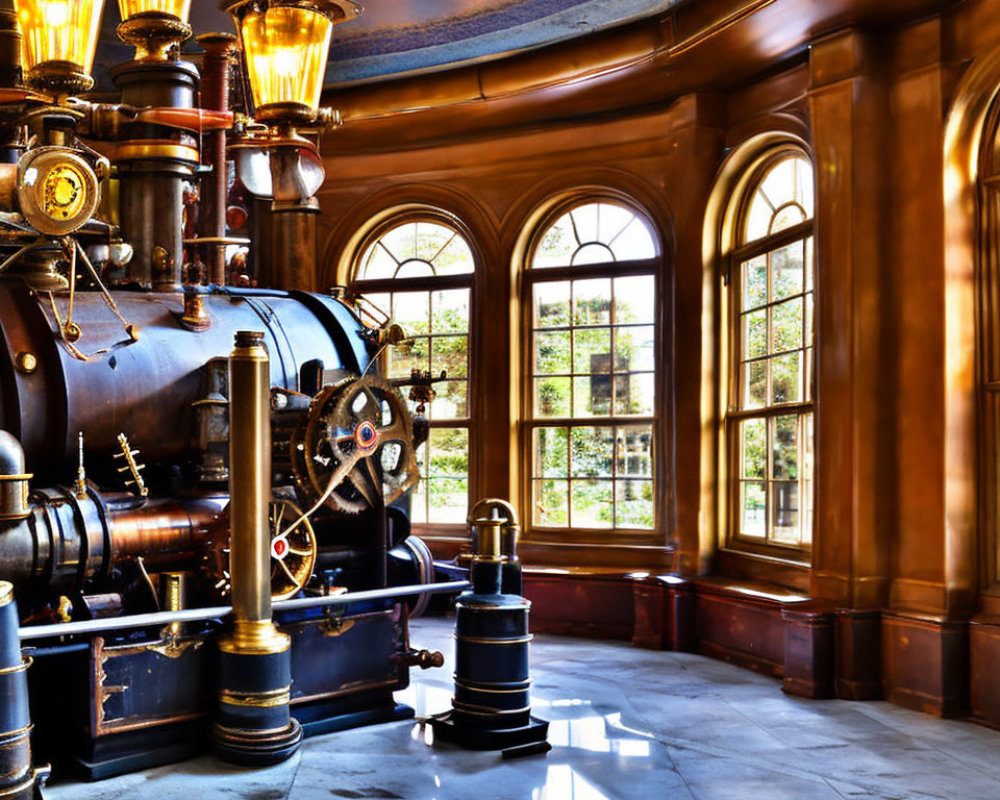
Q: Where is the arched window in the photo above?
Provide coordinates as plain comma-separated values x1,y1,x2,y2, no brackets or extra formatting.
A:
523,198,659,534
725,150,815,552
351,212,475,526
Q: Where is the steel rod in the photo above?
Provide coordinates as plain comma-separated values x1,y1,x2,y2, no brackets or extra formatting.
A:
18,581,470,641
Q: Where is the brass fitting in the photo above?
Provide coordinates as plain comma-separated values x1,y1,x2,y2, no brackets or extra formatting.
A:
220,331,289,656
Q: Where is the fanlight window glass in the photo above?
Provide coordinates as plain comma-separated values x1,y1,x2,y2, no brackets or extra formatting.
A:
533,202,657,268
526,201,657,531
730,152,815,550
357,221,475,279
354,218,474,525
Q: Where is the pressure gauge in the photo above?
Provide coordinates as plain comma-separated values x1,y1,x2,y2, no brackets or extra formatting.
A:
17,148,100,236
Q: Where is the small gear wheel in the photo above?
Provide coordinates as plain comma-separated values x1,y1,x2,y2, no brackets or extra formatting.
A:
296,375,419,515
202,497,317,601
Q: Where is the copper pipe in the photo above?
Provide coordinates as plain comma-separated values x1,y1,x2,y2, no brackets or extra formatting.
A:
109,498,220,571
197,33,238,287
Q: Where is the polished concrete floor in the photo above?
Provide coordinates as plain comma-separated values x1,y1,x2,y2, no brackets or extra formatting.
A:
46,616,1000,800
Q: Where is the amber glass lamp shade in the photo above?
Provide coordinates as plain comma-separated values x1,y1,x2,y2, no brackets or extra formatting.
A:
14,0,106,93
118,0,191,23
239,4,334,122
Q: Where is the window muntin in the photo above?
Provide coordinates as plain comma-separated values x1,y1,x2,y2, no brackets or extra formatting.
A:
525,200,658,533
352,217,474,525
728,152,815,551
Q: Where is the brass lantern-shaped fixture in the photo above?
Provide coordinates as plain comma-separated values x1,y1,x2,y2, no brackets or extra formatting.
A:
117,0,193,60
224,0,360,127
13,0,106,95
224,0,360,207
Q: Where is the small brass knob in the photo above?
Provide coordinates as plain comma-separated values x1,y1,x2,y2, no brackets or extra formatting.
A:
15,352,37,374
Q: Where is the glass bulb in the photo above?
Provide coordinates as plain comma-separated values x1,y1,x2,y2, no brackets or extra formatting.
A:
241,5,333,112
14,0,105,73
118,0,192,23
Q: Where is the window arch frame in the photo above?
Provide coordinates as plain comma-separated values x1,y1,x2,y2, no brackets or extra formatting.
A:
518,190,665,545
347,205,480,531
720,145,817,559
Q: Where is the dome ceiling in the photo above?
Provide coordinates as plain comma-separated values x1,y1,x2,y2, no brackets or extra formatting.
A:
92,0,677,89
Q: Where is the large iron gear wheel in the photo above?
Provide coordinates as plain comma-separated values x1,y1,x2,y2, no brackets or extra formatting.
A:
297,375,419,515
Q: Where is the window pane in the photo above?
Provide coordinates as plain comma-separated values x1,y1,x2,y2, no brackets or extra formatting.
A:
431,289,469,334
770,204,806,235
571,480,614,528
615,480,654,528
615,373,654,416
744,310,767,359
771,415,798,480
574,243,615,265
535,331,572,374
570,426,614,477
534,427,568,478
426,477,468,523
741,419,766,480
617,425,653,478
535,376,570,417
573,279,612,325
614,325,654,372
359,243,397,280
388,336,429,379
742,255,767,310
614,275,655,323
392,291,430,335
770,481,799,544
771,352,801,404
770,242,804,301
742,360,767,409
744,190,772,243
429,380,468,419
574,327,611,374
574,375,607,417
427,428,468,477
534,479,568,526
761,156,795,210
534,281,571,327
741,481,766,537
772,298,803,353
431,335,468,378
534,217,575,268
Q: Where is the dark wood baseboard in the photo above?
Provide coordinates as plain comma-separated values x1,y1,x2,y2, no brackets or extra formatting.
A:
969,615,1000,728
835,608,883,700
782,603,835,698
881,610,969,717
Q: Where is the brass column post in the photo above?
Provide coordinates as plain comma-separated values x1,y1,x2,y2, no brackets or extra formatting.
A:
213,330,302,765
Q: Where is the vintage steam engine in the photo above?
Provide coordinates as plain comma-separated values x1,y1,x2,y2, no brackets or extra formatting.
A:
0,0,457,792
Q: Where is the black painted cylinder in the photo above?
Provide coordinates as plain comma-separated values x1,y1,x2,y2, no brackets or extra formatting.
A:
451,595,533,731
213,647,302,766
0,582,44,800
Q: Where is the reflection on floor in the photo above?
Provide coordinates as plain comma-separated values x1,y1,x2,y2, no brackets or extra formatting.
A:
46,616,1000,799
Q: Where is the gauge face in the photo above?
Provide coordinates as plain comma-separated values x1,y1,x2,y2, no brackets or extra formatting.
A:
43,163,88,221
18,148,100,236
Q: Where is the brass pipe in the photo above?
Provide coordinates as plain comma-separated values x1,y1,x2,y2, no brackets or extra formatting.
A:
223,330,286,654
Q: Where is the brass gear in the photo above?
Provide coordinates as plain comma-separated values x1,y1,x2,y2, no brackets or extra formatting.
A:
296,375,419,515
203,496,317,601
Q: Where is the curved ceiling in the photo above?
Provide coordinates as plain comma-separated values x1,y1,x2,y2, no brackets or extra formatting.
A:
91,0,676,90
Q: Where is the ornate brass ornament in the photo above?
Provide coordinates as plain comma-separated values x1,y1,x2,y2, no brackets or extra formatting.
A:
17,148,100,236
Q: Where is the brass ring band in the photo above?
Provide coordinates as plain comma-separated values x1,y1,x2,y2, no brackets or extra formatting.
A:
111,142,200,163
454,682,530,695
454,634,533,645
0,474,31,481
0,773,35,799
219,687,291,708
453,701,532,717
0,656,32,676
